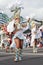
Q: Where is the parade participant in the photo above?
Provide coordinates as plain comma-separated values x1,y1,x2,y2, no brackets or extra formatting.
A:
27,18,38,53
7,4,25,61
31,21,37,53
13,17,25,61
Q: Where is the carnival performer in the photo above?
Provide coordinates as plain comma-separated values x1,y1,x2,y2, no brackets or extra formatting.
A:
31,20,39,53
7,4,26,61
27,18,38,53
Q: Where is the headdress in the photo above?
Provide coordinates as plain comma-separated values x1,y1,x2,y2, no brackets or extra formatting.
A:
9,2,23,19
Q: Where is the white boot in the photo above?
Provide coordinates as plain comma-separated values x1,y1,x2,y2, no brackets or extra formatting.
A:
14,48,19,61
19,48,22,61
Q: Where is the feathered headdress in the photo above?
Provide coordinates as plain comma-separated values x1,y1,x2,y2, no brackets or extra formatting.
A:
9,1,24,19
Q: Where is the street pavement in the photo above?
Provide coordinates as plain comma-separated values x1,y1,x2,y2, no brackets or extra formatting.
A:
0,47,43,56
0,48,43,65
0,54,43,65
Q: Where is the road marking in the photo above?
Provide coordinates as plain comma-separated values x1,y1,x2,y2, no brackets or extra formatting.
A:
0,52,43,56
23,53,43,55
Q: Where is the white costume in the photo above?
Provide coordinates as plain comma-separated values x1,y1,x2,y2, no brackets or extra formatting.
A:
7,19,26,48
30,20,38,53
30,21,37,46
8,2,26,61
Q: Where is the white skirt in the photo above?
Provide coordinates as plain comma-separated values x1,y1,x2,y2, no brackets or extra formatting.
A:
12,30,26,40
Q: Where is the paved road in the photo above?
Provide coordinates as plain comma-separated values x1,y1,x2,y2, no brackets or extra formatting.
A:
0,47,43,56
0,48,43,65
0,54,43,65
0,47,43,53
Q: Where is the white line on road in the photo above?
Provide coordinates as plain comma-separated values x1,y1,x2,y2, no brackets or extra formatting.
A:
0,52,43,56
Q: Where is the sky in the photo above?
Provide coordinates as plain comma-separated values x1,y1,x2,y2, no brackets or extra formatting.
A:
0,0,43,20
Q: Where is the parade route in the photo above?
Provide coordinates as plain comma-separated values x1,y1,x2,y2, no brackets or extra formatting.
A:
0,48,43,56
0,48,43,65
0,52,43,65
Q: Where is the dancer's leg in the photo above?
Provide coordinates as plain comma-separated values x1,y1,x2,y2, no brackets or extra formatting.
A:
14,38,23,61
14,38,20,61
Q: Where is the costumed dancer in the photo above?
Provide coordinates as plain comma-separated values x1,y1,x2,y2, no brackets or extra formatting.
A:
30,20,38,53
27,18,38,53
7,4,25,61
